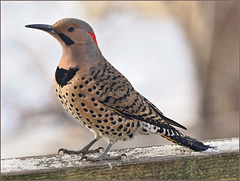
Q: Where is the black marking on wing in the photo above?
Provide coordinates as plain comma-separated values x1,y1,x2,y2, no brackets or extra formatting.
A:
160,114,187,130
55,66,79,87
103,96,112,103
144,97,187,130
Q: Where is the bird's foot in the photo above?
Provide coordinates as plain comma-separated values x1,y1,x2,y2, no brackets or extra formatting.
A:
58,147,104,156
80,153,127,162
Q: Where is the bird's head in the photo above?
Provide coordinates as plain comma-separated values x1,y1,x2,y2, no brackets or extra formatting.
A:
25,18,98,48
26,18,102,67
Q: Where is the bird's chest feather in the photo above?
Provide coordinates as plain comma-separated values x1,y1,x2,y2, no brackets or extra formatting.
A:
55,66,80,88
54,67,96,118
54,67,138,142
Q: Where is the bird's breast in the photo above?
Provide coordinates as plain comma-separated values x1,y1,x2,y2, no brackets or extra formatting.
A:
54,70,140,143
55,66,79,87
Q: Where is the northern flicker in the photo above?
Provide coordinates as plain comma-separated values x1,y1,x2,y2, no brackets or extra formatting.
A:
26,18,212,161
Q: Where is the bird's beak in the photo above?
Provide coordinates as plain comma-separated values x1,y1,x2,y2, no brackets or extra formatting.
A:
25,24,57,34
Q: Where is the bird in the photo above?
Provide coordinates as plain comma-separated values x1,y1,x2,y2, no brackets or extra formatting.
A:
25,18,213,161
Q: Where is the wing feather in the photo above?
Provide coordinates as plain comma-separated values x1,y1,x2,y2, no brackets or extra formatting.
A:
91,60,187,130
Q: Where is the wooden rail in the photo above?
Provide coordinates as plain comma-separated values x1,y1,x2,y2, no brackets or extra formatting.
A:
1,137,239,180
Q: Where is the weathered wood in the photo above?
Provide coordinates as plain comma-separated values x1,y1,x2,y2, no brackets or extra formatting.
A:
1,137,239,180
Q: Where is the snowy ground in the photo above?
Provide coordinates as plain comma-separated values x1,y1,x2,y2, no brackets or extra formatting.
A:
2,2,200,159
1,137,239,174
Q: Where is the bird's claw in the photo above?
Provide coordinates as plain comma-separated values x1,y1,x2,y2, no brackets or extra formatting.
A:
80,156,88,161
58,147,104,156
121,153,127,158
58,148,77,155
80,153,127,162
84,146,104,154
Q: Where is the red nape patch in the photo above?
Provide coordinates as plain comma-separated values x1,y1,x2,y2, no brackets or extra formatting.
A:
88,32,98,46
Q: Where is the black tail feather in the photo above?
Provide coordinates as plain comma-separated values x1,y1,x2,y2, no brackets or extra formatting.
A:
158,124,213,151
169,134,213,151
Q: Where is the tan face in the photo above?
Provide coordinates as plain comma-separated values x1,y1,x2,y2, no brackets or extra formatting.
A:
52,22,89,46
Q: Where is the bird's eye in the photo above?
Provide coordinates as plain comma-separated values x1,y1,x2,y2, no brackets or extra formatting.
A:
67,27,74,32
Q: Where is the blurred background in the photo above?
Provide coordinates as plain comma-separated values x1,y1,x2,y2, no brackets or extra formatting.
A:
1,1,238,158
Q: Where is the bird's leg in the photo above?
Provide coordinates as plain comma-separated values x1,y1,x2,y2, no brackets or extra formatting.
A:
82,143,125,161
58,137,103,155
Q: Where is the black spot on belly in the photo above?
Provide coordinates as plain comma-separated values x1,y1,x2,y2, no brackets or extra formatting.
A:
128,133,133,138
55,66,79,87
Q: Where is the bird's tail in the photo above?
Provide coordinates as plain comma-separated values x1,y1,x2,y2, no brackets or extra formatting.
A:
155,124,213,151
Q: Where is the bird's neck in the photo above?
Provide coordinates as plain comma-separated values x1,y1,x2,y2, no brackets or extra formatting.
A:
58,42,103,70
